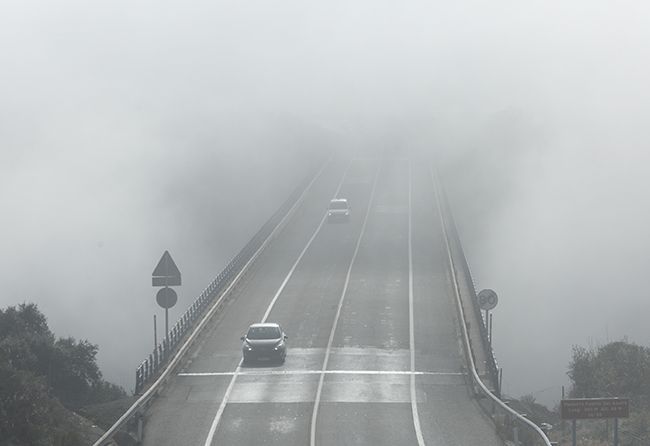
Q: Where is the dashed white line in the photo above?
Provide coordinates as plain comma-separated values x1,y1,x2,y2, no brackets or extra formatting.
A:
202,160,353,446
309,164,381,446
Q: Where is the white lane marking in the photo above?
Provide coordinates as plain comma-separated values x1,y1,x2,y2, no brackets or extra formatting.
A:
180,370,463,377
408,160,427,446
93,158,333,446
203,160,353,446
353,157,409,162
310,165,381,446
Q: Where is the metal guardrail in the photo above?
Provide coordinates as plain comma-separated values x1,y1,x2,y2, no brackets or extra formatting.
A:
135,157,327,393
437,180,501,395
433,168,552,446
94,156,330,446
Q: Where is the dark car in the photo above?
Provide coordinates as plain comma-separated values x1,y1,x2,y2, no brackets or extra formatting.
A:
241,322,287,364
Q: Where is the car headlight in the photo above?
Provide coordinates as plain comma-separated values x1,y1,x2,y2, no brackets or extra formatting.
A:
274,341,284,351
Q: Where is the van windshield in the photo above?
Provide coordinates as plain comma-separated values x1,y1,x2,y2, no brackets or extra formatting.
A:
329,201,348,210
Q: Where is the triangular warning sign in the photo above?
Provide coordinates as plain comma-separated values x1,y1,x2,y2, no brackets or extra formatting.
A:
152,250,181,286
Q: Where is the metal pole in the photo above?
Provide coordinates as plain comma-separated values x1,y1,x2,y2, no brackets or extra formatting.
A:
153,314,157,349
572,419,577,446
165,307,169,344
137,414,143,442
561,386,566,440
614,418,619,446
165,284,169,347
489,312,493,345
513,423,519,446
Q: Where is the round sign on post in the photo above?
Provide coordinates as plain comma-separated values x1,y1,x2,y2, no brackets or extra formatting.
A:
156,287,178,309
478,289,498,311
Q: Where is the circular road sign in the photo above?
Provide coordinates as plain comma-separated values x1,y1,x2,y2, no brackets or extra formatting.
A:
478,289,498,311
156,287,178,309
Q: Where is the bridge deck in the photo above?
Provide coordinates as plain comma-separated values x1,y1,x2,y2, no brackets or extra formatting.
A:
141,154,504,446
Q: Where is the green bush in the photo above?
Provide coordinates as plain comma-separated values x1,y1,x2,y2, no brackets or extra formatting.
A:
0,303,126,445
567,340,650,445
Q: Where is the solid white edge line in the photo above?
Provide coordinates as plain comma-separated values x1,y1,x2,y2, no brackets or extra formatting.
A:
430,167,552,446
93,157,332,446
309,163,381,446
408,160,427,446
203,159,353,446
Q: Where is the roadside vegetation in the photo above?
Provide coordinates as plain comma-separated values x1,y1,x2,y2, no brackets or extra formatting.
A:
563,340,650,445
0,303,131,446
518,340,650,445
502,340,650,445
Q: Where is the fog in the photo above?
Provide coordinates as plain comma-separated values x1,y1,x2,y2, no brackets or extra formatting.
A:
2,1,649,405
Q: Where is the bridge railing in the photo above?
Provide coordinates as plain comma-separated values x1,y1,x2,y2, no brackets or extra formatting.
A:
135,157,327,394
434,168,552,446
94,156,329,446
437,183,501,395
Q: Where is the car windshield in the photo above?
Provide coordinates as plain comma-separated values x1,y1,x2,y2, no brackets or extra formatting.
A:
329,201,348,210
247,326,281,339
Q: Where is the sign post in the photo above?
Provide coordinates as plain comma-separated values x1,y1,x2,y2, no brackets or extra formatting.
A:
572,419,576,446
561,398,629,446
152,251,181,347
477,289,498,345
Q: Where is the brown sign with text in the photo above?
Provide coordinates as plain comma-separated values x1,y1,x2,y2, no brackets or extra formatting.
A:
561,398,629,420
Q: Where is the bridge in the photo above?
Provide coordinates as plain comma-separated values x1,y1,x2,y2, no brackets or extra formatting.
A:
95,152,551,445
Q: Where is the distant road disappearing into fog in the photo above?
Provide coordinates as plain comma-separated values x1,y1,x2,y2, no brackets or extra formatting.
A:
140,154,504,446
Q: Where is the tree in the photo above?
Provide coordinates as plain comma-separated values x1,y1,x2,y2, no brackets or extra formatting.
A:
49,337,102,406
592,341,650,405
0,363,80,446
568,340,650,408
0,303,52,340
567,345,597,398
0,302,126,444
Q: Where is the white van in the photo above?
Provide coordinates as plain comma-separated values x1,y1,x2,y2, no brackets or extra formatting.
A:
327,198,351,222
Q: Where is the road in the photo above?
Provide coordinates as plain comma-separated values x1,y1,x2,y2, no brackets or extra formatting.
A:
141,153,504,445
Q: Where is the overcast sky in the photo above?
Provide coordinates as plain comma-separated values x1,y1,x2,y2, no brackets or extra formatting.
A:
2,0,649,404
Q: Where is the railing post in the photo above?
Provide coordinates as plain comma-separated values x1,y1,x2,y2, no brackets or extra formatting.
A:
137,412,144,442
513,422,519,446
